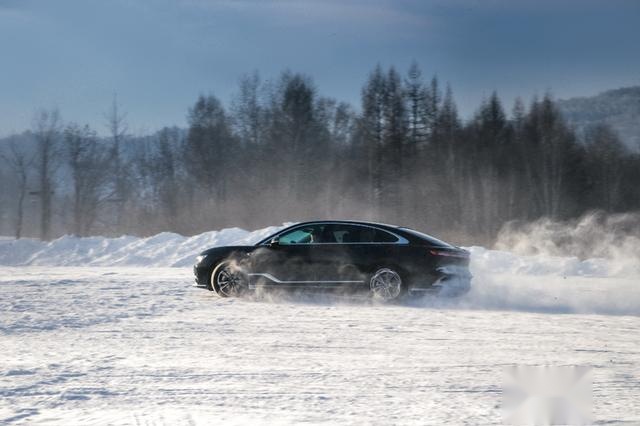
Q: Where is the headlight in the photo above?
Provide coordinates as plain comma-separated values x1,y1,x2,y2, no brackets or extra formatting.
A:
195,255,206,264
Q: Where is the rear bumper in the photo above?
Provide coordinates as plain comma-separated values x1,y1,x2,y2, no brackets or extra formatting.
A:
409,265,472,295
430,266,472,296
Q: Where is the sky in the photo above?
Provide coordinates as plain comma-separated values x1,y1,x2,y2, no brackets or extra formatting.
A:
1,0,639,136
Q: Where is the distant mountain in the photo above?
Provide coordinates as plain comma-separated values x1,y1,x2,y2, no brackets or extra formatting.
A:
557,86,640,151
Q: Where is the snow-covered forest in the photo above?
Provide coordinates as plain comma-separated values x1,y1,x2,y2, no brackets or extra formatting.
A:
1,64,639,244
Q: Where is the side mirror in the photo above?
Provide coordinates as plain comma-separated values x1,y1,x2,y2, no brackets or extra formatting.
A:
269,236,280,246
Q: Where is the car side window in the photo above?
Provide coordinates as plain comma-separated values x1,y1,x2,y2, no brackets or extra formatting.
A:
277,224,399,244
327,224,399,243
372,229,399,243
278,225,323,245
359,226,398,243
322,224,354,243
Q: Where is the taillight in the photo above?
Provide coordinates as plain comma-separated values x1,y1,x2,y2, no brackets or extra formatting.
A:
429,249,469,258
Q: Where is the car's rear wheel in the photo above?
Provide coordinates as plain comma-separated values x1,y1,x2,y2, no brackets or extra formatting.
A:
212,262,248,298
369,268,403,301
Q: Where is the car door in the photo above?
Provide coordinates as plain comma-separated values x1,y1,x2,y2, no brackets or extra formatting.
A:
314,224,404,287
306,224,360,283
248,224,322,286
298,224,360,286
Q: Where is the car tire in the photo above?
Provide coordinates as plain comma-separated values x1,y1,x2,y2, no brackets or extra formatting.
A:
368,267,405,301
211,261,248,298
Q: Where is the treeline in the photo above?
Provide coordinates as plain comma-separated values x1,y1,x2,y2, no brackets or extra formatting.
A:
1,64,639,244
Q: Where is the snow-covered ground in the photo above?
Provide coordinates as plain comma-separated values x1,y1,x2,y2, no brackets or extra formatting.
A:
1,228,639,425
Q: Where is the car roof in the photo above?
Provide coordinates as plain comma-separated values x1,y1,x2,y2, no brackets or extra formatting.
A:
291,220,402,230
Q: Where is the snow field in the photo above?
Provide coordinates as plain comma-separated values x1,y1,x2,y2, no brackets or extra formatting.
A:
1,226,639,424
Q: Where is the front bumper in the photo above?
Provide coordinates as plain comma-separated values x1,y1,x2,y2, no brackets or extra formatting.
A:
193,264,210,289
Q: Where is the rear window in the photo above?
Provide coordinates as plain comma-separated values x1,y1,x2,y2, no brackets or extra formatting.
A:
400,228,454,248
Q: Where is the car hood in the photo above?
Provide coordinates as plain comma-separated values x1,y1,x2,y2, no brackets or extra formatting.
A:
199,245,255,256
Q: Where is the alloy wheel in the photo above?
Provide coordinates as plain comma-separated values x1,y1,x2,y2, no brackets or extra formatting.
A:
370,268,402,301
215,265,246,297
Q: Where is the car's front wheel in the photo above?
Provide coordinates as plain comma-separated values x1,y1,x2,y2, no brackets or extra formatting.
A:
369,268,404,301
212,262,248,298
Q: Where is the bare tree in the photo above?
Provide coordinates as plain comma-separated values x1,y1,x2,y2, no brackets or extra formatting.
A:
33,108,61,241
104,94,129,229
522,95,575,218
184,94,235,202
64,123,110,236
360,65,386,217
232,71,263,146
0,138,34,239
585,124,626,211
404,61,429,148
135,127,184,231
382,67,407,220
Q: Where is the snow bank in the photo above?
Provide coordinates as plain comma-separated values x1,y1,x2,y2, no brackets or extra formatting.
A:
0,226,284,268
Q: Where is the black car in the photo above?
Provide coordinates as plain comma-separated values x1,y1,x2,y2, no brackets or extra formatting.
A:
193,220,472,301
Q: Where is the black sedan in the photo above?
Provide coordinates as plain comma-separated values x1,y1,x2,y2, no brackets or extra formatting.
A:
193,221,472,301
